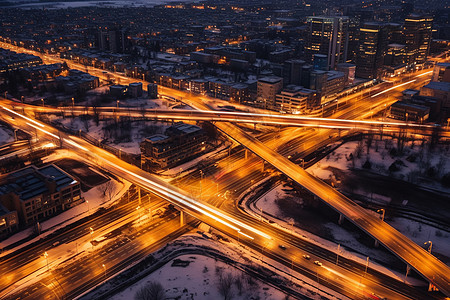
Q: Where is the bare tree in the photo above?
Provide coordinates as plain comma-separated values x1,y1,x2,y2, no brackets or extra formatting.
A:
134,281,165,300
97,180,117,201
218,272,234,300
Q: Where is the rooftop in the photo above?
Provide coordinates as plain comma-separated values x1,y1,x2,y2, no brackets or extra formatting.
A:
422,81,450,92
0,165,76,201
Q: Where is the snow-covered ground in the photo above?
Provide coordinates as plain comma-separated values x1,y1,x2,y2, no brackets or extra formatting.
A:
110,254,287,300
307,139,450,192
96,232,348,300
0,126,15,145
7,0,189,9
247,184,426,286
0,150,131,257
47,115,171,154
387,217,450,257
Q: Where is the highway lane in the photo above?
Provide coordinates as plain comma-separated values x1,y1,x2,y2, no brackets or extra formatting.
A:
0,193,168,297
5,211,195,300
2,97,436,300
213,120,450,296
1,41,448,296
7,101,448,137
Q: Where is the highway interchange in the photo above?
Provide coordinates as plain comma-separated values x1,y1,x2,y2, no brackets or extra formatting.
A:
0,42,449,299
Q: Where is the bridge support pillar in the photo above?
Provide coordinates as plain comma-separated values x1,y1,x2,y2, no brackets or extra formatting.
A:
338,214,344,225
245,149,249,159
180,210,185,226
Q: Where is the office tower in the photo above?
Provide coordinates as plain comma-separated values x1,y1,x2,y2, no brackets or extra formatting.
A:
404,14,433,64
356,22,388,79
305,16,349,70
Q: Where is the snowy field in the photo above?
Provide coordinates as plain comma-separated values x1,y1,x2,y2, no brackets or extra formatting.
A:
47,115,171,154
6,0,190,9
307,139,450,192
249,184,428,285
111,254,287,300
0,126,15,145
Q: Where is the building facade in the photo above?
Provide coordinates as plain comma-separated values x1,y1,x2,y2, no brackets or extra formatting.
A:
356,22,388,79
140,122,207,170
404,15,433,64
0,165,82,228
305,16,349,70
256,77,283,109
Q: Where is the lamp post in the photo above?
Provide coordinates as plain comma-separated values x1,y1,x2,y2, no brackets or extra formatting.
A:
14,129,18,141
364,256,369,277
89,227,94,249
136,206,141,224
41,98,45,107
116,100,120,108
86,200,89,213
44,251,49,271
102,264,106,280
424,241,432,253
377,209,385,221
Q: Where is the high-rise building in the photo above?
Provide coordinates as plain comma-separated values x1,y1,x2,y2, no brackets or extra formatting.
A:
305,16,349,70
343,8,374,63
356,22,388,79
384,43,406,67
404,15,433,64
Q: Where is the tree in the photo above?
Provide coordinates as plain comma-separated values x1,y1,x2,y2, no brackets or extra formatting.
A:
134,281,165,300
218,272,234,300
97,180,117,201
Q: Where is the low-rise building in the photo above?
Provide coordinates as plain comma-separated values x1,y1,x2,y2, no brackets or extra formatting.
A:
431,63,450,83
0,203,18,238
389,101,430,121
147,83,158,98
420,81,450,110
110,84,128,98
0,164,83,227
208,79,249,103
256,76,283,109
140,122,207,170
275,85,317,113
128,82,143,98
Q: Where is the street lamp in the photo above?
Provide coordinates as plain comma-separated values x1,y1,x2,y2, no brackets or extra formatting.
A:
41,98,45,107
14,129,18,141
377,209,385,221
89,227,94,249
424,241,432,253
136,206,141,224
44,251,49,271
102,264,106,280
86,200,89,213
116,100,120,108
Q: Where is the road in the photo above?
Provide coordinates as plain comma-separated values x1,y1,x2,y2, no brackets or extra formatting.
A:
1,96,446,300
2,42,449,297
8,101,449,138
